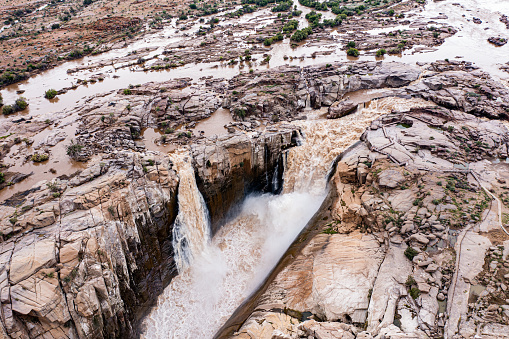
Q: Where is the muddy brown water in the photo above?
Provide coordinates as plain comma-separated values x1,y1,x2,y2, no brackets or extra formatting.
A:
0,121,89,202
192,108,234,137
2,0,508,122
0,0,507,201
1,0,507,202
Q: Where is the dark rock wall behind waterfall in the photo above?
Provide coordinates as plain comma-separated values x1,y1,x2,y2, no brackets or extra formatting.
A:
191,128,299,235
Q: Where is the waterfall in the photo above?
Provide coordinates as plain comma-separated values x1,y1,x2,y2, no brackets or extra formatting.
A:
283,96,433,194
142,96,434,339
171,151,211,272
271,160,280,193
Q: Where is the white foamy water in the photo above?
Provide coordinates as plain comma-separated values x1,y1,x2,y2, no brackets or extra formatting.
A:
143,191,325,339
142,96,434,338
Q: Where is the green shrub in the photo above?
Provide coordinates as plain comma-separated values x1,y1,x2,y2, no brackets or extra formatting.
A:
405,275,416,287
2,105,13,115
0,172,4,184
290,27,313,42
14,97,28,110
376,48,386,57
409,287,420,299
45,89,58,99
346,41,356,48
31,153,49,162
123,88,132,95
404,246,418,260
66,140,83,158
322,227,338,234
68,49,83,59
346,48,359,57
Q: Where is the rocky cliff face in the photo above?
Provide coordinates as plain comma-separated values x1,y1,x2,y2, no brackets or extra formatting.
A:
192,127,299,233
1,58,509,339
0,152,179,338
222,106,509,339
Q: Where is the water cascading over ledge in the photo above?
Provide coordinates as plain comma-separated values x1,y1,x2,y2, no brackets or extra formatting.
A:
171,152,212,272
142,139,326,339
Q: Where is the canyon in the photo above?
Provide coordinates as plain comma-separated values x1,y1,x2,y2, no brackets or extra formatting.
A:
0,0,509,338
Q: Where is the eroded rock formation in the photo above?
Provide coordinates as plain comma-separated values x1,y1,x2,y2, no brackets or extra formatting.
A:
222,106,509,339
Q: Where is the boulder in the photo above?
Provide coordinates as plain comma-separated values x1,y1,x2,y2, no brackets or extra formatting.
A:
327,100,357,119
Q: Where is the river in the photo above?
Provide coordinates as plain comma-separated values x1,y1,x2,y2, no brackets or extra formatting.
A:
1,0,508,337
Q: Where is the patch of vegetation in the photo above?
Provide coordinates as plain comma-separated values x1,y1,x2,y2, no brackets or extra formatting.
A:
272,1,293,12
404,246,419,261
290,27,313,42
264,32,284,46
14,97,28,110
322,227,338,234
45,89,58,99
66,140,83,159
31,153,49,162
346,48,359,57
409,287,421,299
2,105,13,115
299,0,327,11
282,19,299,34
